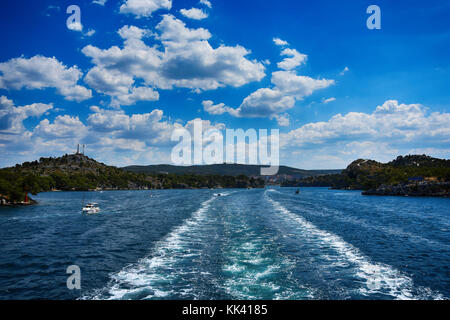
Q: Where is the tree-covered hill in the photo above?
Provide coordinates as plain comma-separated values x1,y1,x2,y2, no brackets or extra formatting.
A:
0,154,265,205
282,155,450,197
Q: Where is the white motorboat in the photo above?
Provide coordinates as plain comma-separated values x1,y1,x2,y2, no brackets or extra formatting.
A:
82,203,100,214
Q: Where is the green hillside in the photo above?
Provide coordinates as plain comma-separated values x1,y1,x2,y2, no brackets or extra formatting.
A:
283,155,450,196
0,154,265,205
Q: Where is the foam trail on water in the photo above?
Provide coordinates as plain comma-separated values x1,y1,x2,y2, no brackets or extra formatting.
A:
220,226,313,300
266,191,443,300
85,195,219,300
218,193,314,300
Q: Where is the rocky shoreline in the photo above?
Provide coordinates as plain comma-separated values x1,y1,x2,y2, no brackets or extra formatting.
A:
362,182,450,197
0,196,37,206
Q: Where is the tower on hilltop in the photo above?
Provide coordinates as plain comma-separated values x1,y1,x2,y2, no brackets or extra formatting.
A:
76,144,85,155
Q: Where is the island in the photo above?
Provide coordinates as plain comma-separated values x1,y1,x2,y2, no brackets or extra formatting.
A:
282,155,450,197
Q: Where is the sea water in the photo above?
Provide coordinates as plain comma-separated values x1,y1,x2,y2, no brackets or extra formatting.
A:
0,188,448,299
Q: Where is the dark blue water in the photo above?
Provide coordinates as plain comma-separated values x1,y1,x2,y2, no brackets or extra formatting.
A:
0,188,448,300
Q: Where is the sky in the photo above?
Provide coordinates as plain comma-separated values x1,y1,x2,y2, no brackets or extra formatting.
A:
0,0,449,169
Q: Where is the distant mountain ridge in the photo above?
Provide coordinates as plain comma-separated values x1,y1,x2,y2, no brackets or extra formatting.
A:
122,163,342,178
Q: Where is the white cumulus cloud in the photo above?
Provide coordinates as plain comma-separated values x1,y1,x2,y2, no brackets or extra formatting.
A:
0,96,53,134
180,8,208,20
280,100,450,168
274,113,290,127
67,21,83,32
82,16,265,106
199,0,212,8
93,0,107,6
202,100,237,116
277,48,307,70
33,115,87,139
212,70,334,118
0,56,92,102
323,97,336,104
85,29,96,37
120,0,172,18
203,44,333,120
273,37,289,46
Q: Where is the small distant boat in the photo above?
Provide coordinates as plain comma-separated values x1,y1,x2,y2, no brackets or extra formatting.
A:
82,203,100,214
295,189,300,194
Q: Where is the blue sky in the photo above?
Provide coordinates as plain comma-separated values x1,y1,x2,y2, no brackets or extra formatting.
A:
0,0,449,169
